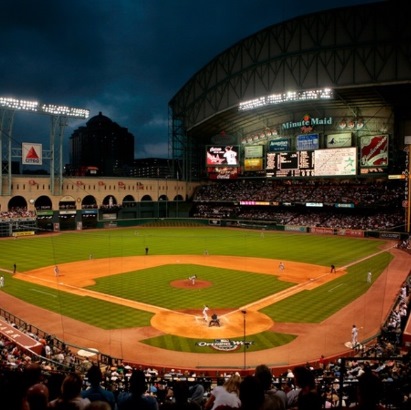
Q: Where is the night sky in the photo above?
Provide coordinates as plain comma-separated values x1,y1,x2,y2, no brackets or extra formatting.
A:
0,0,379,165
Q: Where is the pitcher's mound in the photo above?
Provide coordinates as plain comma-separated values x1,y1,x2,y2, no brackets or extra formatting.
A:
171,279,212,289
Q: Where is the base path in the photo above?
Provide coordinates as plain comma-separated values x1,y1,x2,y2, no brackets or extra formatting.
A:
1,249,409,370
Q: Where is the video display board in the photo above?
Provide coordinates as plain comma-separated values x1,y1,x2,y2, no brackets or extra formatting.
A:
244,145,264,171
206,146,239,166
314,147,357,176
244,145,263,158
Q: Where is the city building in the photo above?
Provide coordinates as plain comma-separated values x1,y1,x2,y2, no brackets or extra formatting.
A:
69,112,135,176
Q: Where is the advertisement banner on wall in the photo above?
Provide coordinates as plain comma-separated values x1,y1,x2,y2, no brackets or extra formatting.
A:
208,167,239,179
360,135,389,167
269,138,290,152
296,134,319,151
22,143,43,165
326,133,352,148
244,158,263,171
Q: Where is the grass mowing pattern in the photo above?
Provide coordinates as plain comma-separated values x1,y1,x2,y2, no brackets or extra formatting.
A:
262,252,393,322
0,228,394,353
87,265,294,310
2,277,152,329
0,228,386,272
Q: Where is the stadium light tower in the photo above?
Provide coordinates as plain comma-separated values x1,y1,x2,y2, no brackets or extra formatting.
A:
0,96,89,196
0,97,89,119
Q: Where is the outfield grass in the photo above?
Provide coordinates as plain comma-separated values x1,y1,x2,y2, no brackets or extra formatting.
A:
0,227,393,353
0,227,385,271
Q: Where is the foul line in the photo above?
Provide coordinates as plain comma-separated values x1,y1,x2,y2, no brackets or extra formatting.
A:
328,284,344,292
31,288,57,297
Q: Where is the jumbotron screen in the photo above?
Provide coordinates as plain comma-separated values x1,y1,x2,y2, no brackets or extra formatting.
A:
206,145,239,167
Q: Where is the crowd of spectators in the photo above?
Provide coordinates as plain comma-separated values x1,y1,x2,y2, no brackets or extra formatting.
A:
192,180,405,231
1,351,411,409
193,180,403,207
379,282,409,348
0,208,36,221
397,237,411,252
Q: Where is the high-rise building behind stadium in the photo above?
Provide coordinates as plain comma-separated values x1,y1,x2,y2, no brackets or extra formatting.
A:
69,112,135,177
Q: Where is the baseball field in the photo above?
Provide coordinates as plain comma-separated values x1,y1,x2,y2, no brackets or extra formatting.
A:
0,226,409,370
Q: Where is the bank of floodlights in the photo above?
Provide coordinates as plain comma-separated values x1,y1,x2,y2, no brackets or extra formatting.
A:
0,96,89,119
238,88,333,111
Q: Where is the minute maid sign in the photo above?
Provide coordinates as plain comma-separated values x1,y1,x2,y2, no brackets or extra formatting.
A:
22,143,42,165
282,114,332,133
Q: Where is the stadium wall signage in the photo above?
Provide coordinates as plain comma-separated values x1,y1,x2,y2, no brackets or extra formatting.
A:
196,339,254,352
284,225,307,232
379,232,401,240
336,229,365,238
22,142,42,165
281,115,332,131
0,319,43,354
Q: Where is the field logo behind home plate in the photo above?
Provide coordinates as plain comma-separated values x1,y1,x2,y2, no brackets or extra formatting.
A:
196,339,254,352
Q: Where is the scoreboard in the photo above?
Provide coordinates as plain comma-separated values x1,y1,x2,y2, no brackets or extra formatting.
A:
266,148,357,177
266,151,315,177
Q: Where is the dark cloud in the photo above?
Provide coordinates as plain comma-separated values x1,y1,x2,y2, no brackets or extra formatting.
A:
0,0,378,162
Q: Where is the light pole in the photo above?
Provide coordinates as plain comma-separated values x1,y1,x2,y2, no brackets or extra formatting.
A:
404,138,411,233
241,310,247,370
165,176,169,218
176,171,179,217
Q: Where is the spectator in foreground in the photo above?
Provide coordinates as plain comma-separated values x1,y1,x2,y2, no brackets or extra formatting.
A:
81,365,116,410
204,373,242,410
239,375,265,410
254,364,285,410
49,372,91,410
117,369,158,410
292,366,322,410
85,401,111,410
25,382,50,410
160,380,201,410
351,368,386,409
